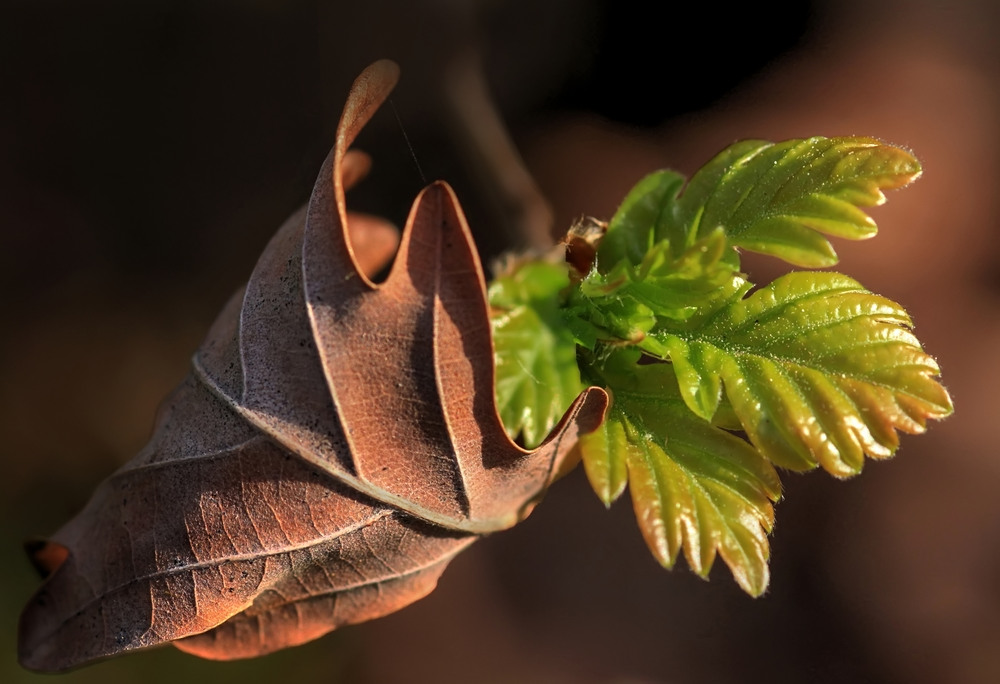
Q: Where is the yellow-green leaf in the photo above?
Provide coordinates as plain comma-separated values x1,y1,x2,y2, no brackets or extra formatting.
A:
676,137,921,267
659,272,953,476
580,350,781,596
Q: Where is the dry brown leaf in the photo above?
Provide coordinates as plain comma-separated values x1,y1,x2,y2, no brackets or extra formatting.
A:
18,59,608,672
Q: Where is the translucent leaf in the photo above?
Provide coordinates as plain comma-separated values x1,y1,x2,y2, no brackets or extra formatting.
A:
489,260,584,447
579,417,629,506
675,137,922,267
657,272,953,476
580,349,781,596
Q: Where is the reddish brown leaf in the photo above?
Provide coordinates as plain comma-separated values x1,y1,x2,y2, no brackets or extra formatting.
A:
18,59,608,671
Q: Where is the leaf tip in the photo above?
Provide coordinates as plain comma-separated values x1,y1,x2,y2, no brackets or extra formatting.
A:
336,59,401,160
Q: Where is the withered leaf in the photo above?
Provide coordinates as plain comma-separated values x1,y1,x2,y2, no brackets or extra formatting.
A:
19,59,608,672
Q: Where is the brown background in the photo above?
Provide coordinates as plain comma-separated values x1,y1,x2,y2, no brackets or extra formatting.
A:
2,0,999,682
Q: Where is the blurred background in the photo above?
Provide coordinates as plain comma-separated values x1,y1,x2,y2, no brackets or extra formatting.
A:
2,0,999,682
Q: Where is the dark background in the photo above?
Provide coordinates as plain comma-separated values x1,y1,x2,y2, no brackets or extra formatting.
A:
2,1,999,682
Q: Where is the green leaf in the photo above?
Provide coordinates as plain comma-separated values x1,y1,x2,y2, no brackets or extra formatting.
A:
599,170,686,269
566,228,749,350
675,137,922,267
493,136,948,598
489,260,584,448
657,272,953,476
580,349,781,596
578,416,629,506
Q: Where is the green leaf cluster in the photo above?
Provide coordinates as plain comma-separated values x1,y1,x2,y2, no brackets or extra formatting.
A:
490,137,951,596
